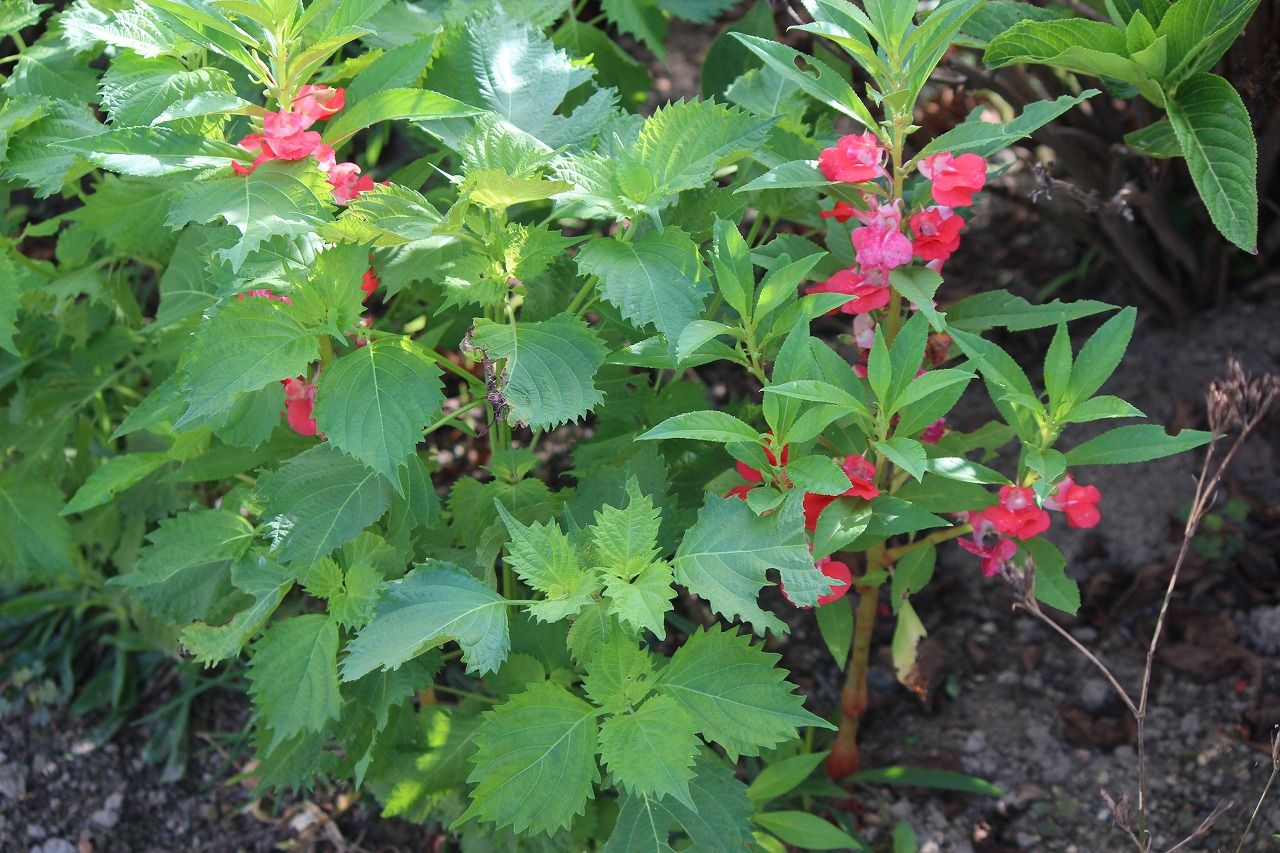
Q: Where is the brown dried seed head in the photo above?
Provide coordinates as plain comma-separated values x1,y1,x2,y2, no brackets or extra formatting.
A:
1208,358,1280,432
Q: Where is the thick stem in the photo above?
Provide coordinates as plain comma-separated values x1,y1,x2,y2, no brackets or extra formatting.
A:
826,545,884,780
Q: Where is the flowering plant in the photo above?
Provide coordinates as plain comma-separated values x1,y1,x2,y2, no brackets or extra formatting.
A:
0,0,1257,848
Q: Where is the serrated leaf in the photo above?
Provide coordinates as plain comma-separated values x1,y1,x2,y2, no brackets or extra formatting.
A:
601,0,667,57
1166,71,1258,252
469,313,606,430
1,98,104,197
0,476,77,582
2,42,98,102
249,614,342,749
61,452,168,515
635,99,774,197
599,695,699,808
180,554,293,666
875,437,927,482
733,34,876,131
176,296,318,426
312,336,443,487
1063,424,1212,466
591,479,662,578
944,290,1115,333
494,503,597,622
57,126,250,177
605,755,755,853
576,229,710,357
98,55,234,126
462,681,600,836
257,444,394,565
166,160,334,271
583,635,654,709
918,90,1100,159
656,627,833,760
602,564,676,639
342,561,509,679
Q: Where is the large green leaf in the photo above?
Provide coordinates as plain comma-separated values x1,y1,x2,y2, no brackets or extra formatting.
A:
462,681,600,835
1166,71,1258,252
944,290,1115,332
322,88,480,147
248,614,343,749
917,90,1100,159
469,313,607,430
1160,0,1261,85
656,627,834,760
180,554,293,666
576,229,710,358
312,336,444,487
56,126,250,176
733,34,876,131
1,98,104,197
0,476,77,582
176,296,318,427
605,755,755,853
1063,424,1213,465
599,694,700,807
984,19,1143,86
342,561,509,679
257,444,394,566
61,452,169,515
97,54,235,126
166,160,334,271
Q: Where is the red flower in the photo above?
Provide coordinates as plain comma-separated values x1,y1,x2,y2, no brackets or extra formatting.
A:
360,267,380,303
726,484,754,500
807,268,890,315
820,201,857,223
850,201,912,270
735,435,789,484
281,377,318,437
919,418,947,444
957,536,1018,577
983,486,1050,541
293,85,345,125
782,556,854,607
818,133,887,183
910,205,965,261
330,162,376,204
919,152,987,207
803,454,880,530
1045,475,1102,529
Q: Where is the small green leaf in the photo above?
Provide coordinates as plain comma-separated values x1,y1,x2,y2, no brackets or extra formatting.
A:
639,410,763,445
747,751,829,804
599,694,700,808
754,811,869,851
1060,395,1145,424
495,503,597,622
875,437,927,482
888,267,945,330
849,766,1003,796
1026,538,1079,615
1066,307,1133,405
815,596,854,665
891,545,936,613
322,88,480,146
61,452,169,515
892,600,928,685
787,455,854,496
733,34,877,131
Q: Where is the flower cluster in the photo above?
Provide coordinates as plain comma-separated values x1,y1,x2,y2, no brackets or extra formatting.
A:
232,85,375,204
956,477,1102,575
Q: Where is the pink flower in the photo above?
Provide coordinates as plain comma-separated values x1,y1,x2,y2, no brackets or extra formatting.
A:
910,205,965,261
1044,475,1102,529
807,268,891,315
957,536,1018,577
818,133,887,183
782,556,854,607
819,201,857,223
235,289,291,304
850,201,911,270
920,418,947,444
329,162,375,203
852,313,876,350
281,377,318,437
983,486,1050,541
803,454,879,531
919,152,987,207
293,85,345,125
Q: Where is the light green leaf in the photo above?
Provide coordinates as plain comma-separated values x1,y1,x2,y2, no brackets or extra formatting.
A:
576,230,709,357
754,811,869,851
787,455,853,496
248,614,342,749
673,494,820,634
495,503,597,622
166,160,335,271
733,34,877,131
323,87,481,147
342,561,509,679
61,452,169,515
0,476,77,582
463,681,600,835
257,444,394,566
983,19,1151,91
591,479,662,579
891,545,936,613
918,90,1100,159
747,751,829,804
470,313,607,430
57,126,250,176
888,267,946,330
1061,395,1145,423
737,159,832,194
638,410,762,445
324,182,442,246
98,55,234,126
1026,538,1079,615
1063,424,1213,465
1166,71,1257,252
1066,306,1134,405
312,336,444,487
656,627,834,760
815,596,854,665
2,42,98,102
602,564,676,638
599,694,700,808
605,755,755,853
892,600,928,686
1,99,104,197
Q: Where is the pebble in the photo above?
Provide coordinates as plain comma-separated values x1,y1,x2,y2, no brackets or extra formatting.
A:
1072,626,1098,643
964,732,988,754
0,761,27,800
32,840,76,853
89,792,123,829
1079,678,1111,712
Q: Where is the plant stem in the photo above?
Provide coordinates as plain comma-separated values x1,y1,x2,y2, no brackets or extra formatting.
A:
827,546,884,779
885,524,973,560
431,683,498,704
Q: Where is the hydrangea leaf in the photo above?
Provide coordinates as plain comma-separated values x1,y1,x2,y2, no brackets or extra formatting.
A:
313,336,444,489
248,614,343,750
462,681,600,836
599,694,700,808
656,626,833,760
257,444,394,566
469,313,607,430
166,160,335,271
673,493,824,634
342,561,510,679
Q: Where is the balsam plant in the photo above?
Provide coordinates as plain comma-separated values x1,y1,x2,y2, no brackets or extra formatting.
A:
0,0,1257,848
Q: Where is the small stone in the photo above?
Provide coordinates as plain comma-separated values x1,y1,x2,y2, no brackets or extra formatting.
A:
889,799,914,821
1079,678,1111,712
964,732,987,754
1015,831,1040,848
26,825,47,840
0,762,26,800
36,840,77,853
1072,626,1098,643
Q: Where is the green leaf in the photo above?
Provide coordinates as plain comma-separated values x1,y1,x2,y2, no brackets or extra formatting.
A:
944,290,1115,333
1066,307,1134,405
815,596,854,666
249,614,342,749
1,99,104,197
462,681,600,835
1166,72,1258,252
875,437,927,482
605,755,755,853
0,476,77,581
322,87,481,147
98,54,234,125
59,451,168,517
175,298,317,427
324,182,441,246
638,410,762,445
57,126,249,177
983,19,1152,91
599,694,700,808
657,627,833,759
923,456,1011,485
1026,538,1080,615
918,90,1100,159
257,444,394,566
674,493,821,634
180,554,293,666
891,368,975,414
576,230,709,357
166,160,334,271
1061,395,1146,423
1124,117,1181,157
1044,322,1073,411
849,766,1003,796
0,0,45,32
787,455,854,496
495,503,597,622
888,267,946,330
469,313,607,431
347,34,435,103
893,821,919,852
312,336,443,487
1064,424,1213,466
583,635,654,709
1160,0,1261,85
747,751,829,804
603,564,677,639
763,379,873,422
343,561,509,679
891,545,936,613
733,34,877,131
754,811,869,851
2,42,98,102
591,479,663,578
111,508,251,622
